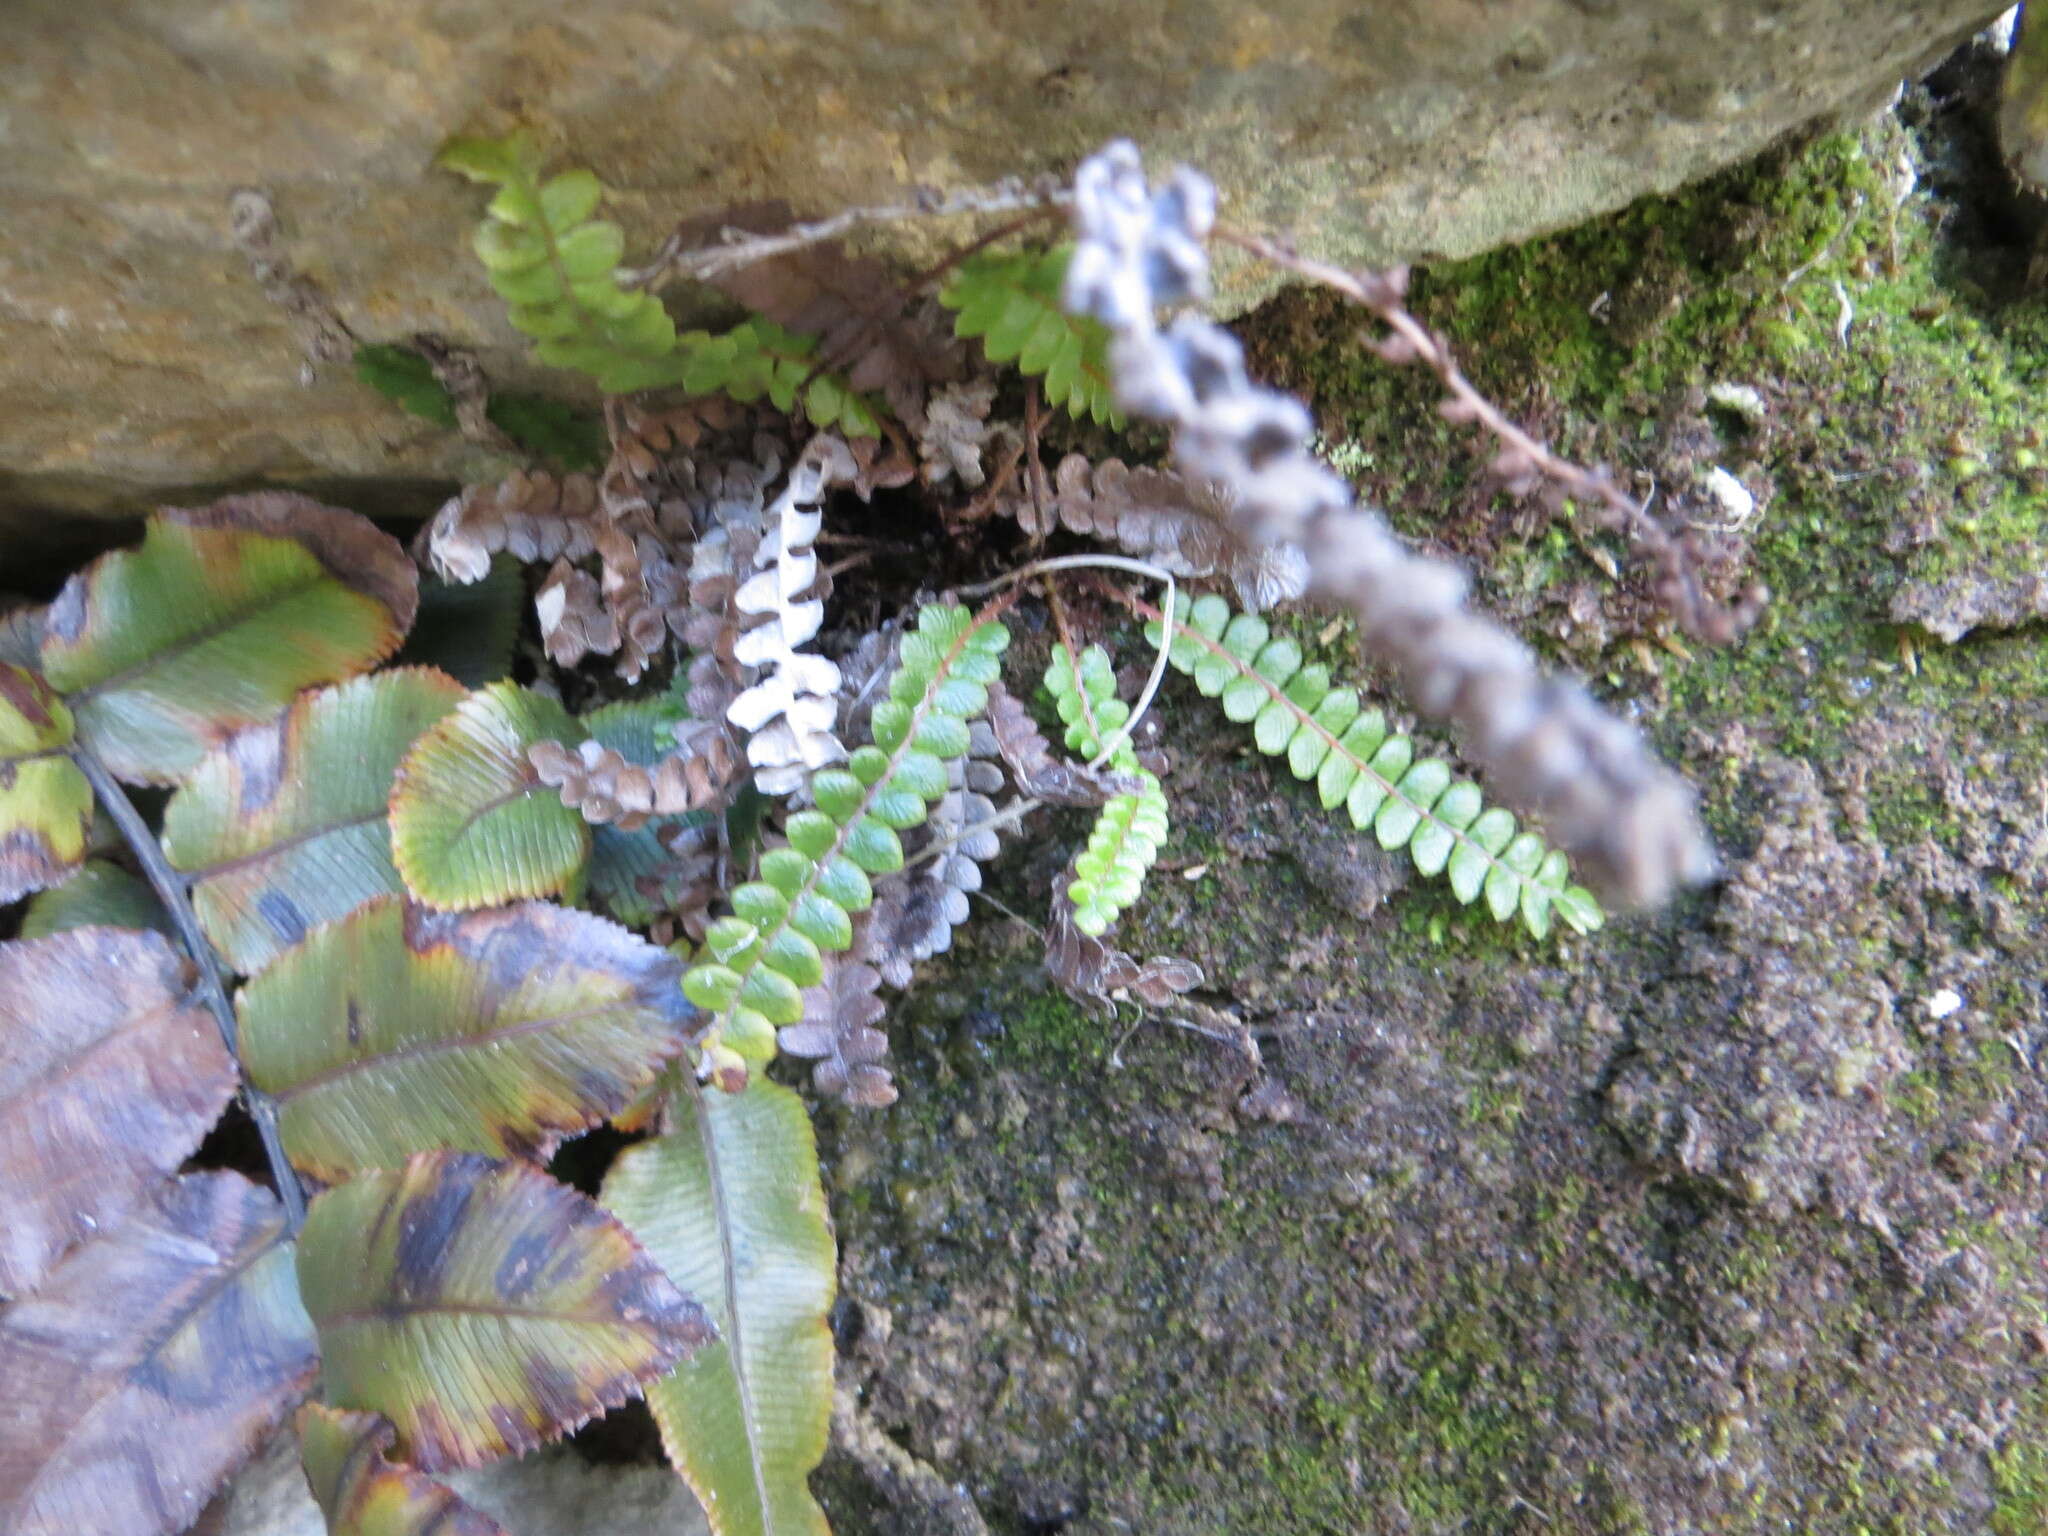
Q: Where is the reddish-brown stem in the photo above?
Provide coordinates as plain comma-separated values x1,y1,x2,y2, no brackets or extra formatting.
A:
1213,226,1765,644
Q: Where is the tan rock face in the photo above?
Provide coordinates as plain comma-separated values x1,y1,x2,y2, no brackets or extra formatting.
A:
0,0,1997,573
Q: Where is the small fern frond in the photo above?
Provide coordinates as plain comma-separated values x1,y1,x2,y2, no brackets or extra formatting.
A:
682,600,1011,1082
1143,592,1603,939
441,133,694,394
1043,644,1167,936
675,318,881,437
444,136,879,427
940,246,1120,425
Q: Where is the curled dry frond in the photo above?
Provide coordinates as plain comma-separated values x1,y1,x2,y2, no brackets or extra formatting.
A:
1045,869,1204,1015
1064,141,1712,909
917,378,1001,489
421,470,601,584
528,723,738,831
535,560,615,668
985,677,1142,806
644,820,722,945
726,435,857,796
1013,454,1307,612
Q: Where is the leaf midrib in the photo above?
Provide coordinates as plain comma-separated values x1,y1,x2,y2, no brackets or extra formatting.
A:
59,568,340,705
183,808,384,882
268,999,641,1104
691,1073,778,1529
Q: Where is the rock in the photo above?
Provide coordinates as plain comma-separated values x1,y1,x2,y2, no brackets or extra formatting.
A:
1892,566,2048,642
0,0,1999,560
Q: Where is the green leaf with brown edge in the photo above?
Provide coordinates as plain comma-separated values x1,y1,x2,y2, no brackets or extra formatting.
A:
0,661,92,903
299,1152,713,1471
390,681,590,909
36,494,418,785
162,668,467,974
0,1171,319,1536
602,1075,834,1536
238,895,699,1182
298,1404,512,1536
0,928,236,1296
18,858,171,940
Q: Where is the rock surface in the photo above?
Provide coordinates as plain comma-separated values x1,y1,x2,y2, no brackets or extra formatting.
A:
0,0,2002,562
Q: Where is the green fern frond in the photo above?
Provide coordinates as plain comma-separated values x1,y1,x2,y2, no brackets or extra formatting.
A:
675,318,881,437
941,245,1120,425
441,132,692,393
1145,592,1603,940
683,601,1010,1076
1043,644,1167,936
444,134,884,429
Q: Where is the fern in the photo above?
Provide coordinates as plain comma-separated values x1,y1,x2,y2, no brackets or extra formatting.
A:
676,318,882,438
1143,592,1603,939
440,133,695,394
1043,644,1167,936
682,601,1011,1078
442,135,878,430
941,245,1120,425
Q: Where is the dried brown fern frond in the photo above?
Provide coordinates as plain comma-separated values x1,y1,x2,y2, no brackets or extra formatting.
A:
528,721,738,831
985,679,1141,806
535,560,618,668
1045,869,1204,1013
681,513,765,723
917,379,1002,490
866,718,1006,988
419,470,602,583
1009,454,1307,612
642,821,722,946
598,396,757,540
782,937,896,1108
685,203,969,402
